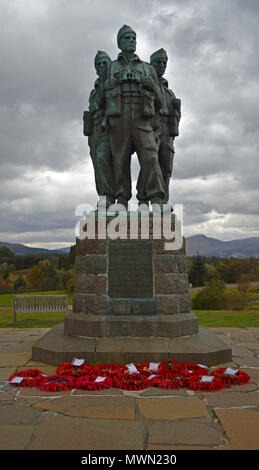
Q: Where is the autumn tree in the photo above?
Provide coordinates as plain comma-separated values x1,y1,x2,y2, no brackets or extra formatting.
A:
237,274,252,296
26,260,60,291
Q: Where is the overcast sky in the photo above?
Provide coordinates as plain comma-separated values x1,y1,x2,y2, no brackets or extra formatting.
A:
0,0,259,248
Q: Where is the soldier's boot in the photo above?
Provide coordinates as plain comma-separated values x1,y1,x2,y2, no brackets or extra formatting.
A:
117,197,128,211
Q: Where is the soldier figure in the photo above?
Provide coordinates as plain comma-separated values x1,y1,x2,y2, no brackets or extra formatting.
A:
137,48,181,205
83,50,115,208
102,25,165,209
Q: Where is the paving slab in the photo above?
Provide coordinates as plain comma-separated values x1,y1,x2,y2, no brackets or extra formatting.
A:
215,409,259,450
245,368,259,382
138,397,209,420
235,342,259,350
204,391,259,408
230,346,254,357
33,396,136,419
233,356,259,367
0,352,31,367
0,336,27,342
148,420,223,446
0,343,34,353
0,391,17,402
147,444,234,450
0,367,16,381
0,425,34,450
27,415,144,450
0,401,42,425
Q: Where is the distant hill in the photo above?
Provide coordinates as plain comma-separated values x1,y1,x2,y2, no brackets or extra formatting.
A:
186,234,259,259
0,241,72,256
1,236,259,259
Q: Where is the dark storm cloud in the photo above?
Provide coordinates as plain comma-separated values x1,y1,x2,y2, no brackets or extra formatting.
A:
0,0,258,244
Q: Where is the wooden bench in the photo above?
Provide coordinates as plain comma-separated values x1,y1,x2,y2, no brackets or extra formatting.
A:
12,294,68,323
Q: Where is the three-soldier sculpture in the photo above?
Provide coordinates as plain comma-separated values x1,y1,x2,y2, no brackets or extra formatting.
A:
83,25,181,210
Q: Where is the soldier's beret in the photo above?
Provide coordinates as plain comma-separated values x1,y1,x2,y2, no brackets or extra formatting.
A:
150,48,168,64
117,25,136,47
94,50,111,69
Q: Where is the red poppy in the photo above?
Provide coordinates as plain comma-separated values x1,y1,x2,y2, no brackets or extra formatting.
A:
75,375,113,391
9,369,44,387
38,375,76,392
56,361,93,377
211,368,250,386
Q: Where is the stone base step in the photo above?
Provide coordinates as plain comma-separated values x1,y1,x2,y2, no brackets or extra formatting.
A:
64,312,199,338
32,324,232,366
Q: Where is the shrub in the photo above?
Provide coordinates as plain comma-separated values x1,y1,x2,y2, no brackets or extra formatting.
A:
14,274,28,293
66,278,75,292
191,279,227,310
225,291,246,311
0,277,13,294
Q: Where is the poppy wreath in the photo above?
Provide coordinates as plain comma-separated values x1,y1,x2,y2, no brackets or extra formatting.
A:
56,361,93,378
157,360,185,376
179,363,209,377
186,375,225,392
135,362,152,376
75,375,113,391
113,373,154,391
9,369,44,387
38,375,76,392
211,368,250,386
91,363,127,378
156,374,187,389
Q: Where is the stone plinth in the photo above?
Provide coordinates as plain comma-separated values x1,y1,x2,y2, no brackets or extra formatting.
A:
65,212,198,338
32,211,232,365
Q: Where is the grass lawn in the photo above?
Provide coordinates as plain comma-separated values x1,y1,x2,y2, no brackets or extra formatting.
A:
191,287,259,327
0,290,72,328
0,307,66,328
0,290,74,307
194,303,259,328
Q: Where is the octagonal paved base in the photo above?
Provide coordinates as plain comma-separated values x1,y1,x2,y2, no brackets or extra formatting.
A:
32,325,232,366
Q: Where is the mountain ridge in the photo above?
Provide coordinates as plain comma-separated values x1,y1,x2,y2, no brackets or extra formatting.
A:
0,241,71,256
186,234,259,258
1,235,259,259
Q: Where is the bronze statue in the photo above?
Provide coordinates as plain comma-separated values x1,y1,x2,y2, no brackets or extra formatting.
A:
101,25,166,209
83,30,181,210
137,48,181,205
83,50,115,207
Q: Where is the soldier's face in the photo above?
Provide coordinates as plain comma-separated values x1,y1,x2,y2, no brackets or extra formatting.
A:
119,33,136,53
153,59,167,77
96,59,109,77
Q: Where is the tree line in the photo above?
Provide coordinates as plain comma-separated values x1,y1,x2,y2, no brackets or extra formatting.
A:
188,253,259,287
0,246,76,294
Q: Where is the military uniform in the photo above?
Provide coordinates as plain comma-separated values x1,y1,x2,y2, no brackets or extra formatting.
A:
155,75,181,203
137,54,181,204
103,52,165,206
84,51,115,207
